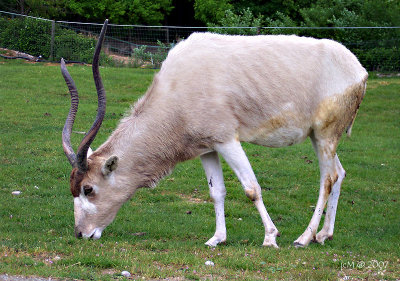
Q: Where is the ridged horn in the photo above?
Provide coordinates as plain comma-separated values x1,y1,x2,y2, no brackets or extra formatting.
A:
61,19,109,171
61,58,79,167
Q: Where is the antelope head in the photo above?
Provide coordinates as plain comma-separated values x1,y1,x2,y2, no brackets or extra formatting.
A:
61,20,123,239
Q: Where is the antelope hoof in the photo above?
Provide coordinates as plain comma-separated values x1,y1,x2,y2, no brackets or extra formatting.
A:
315,230,333,245
262,240,279,248
293,241,307,248
262,233,279,248
205,235,226,247
293,235,312,248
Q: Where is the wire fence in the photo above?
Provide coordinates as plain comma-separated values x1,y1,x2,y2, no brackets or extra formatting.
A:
1,10,399,71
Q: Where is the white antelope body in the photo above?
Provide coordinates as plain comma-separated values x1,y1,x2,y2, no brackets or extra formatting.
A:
61,21,367,248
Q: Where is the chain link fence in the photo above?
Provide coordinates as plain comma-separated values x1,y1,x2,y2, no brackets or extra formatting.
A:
1,10,399,71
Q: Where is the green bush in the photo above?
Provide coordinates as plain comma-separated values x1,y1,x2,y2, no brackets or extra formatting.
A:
132,45,151,67
0,17,6,30
353,47,400,72
0,17,110,64
53,29,96,62
132,41,172,68
0,17,51,57
208,8,262,35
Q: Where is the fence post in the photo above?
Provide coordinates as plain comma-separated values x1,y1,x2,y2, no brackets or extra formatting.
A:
49,20,55,61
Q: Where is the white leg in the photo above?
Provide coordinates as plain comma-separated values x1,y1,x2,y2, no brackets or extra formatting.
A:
215,140,279,248
315,155,346,244
200,151,227,247
294,137,338,247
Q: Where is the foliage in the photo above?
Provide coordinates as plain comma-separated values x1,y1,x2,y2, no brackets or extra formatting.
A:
0,0,67,18
52,29,96,63
0,59,399,279
66,0,174,25
132,45,151,67
193,0,232,24
208,8,262,35
231,0,313,25
0,16,52,57
0,16,168,68
0,16,111,64
294,0,400,68
149,41,172,68
132,41,173,68
2,0,400,29
263,11,298,35
205,0,400,71
1,0,173,25
352,47,400,72
299,0,363,28
1,0,400,71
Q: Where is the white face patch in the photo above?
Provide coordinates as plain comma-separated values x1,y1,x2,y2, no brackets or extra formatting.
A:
74,194,97,215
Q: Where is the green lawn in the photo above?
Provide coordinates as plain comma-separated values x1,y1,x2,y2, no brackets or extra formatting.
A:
0,59,399,280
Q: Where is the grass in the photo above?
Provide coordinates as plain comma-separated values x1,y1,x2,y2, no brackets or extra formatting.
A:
0,58,399,280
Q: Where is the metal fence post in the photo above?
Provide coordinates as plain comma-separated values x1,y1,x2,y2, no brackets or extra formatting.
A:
49,20,55,61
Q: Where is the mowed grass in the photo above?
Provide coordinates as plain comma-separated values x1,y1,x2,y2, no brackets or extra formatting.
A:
0,58,399,280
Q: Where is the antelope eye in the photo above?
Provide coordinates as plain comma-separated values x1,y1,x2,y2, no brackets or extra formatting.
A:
83,185,93,196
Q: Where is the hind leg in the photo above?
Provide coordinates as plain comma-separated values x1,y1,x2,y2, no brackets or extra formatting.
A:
294,136,340,247
315,155,346,244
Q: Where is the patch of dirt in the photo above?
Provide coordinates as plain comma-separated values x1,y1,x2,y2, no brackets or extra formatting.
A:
100,268,119,275
376,73,400,78
105,50,151,67
44,62,60,67
178,189,210,204
0,275,59,281
108,53,133,64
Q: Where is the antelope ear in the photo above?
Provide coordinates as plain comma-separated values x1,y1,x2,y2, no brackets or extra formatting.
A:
102,155,118,176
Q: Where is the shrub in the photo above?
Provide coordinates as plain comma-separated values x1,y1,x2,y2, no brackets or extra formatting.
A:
208,8,262,35
132,41,172,68
352,47,400,72
132,45,151,67
0,17,110,64
0,17,51,57
53,29,96,62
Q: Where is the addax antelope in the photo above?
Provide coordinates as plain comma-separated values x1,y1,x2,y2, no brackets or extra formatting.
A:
61,20,367,247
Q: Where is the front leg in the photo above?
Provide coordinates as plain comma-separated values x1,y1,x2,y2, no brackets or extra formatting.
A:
215,140,279,248
200,151,227,247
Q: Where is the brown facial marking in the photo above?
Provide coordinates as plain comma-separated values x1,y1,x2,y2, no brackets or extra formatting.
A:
70,168,85,197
